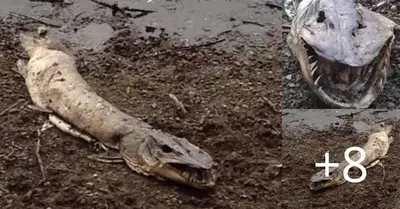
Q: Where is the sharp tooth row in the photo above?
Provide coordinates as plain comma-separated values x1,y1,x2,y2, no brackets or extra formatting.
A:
182,171,190,179
314,75,321,85
311,61,317,76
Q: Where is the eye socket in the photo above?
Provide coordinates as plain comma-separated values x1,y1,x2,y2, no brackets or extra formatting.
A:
161,145,173,153
317,11,326,23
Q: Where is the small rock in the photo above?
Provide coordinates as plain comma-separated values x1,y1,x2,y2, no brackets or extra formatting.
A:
240,69,249,76
202,27,211,32
285,74,292,80
390,5,397,12
288,83,296,88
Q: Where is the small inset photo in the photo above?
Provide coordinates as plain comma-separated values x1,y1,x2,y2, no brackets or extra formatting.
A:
282,0,400,109
282,109,400,209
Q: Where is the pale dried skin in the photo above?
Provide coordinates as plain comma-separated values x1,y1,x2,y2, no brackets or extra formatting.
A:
17,32,216,189
22,44,147,148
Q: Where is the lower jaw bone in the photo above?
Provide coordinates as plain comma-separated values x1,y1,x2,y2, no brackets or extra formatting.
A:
316,82,378,109
317,87,353,108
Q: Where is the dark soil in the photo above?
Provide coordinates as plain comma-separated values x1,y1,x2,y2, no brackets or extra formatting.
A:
282,0,400,109
283,109,400,209
0,1,282,209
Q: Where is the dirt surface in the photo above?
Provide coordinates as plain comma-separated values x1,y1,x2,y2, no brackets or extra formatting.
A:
282,0,400,109
283,109,400,209
0,1,282,209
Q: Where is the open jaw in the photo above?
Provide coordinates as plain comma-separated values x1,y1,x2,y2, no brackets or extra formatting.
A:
309,167,345,191
121,131,217,189
148,162,217,189
298,37,392,108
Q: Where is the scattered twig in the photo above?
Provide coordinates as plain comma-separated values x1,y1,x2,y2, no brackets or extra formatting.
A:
0,150,15,160
372,110,389,114
144,38,225,58
0,99,24,116
373,118,391,124
9,12,62,28
335,109,367,119
217,24,241,37
72,10,85,21
169,93,188,114
371,1,386,11
379,162,386,187
35,130,46,184
262,97,279,113
0,186,9,194
265,2,282,9
242,20,264,27
345,199,356,209
27,104,53,113
199,110,211,125
193,38,225,48
89,0,155,18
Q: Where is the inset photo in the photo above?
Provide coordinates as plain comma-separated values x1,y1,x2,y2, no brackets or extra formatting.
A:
282,109,400,209
282,0,400,109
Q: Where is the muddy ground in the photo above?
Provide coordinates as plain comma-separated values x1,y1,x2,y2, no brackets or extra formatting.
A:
282,0,400,109
283,109,400,209
0,0,282,209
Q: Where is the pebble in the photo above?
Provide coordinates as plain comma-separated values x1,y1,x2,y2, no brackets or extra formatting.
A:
285,74,292,80
388,102,395,108
390,5,397,12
